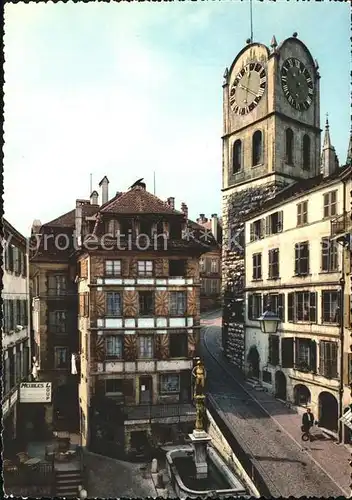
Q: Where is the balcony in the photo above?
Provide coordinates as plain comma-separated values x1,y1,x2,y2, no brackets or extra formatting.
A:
330,212,352,239
124,403,195,423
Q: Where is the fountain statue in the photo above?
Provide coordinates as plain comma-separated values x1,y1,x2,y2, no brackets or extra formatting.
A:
189,358,212,479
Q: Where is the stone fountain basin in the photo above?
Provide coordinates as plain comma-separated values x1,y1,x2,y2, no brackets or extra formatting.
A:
166,445,248,499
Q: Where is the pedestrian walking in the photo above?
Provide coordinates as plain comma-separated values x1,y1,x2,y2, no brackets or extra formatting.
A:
301,407,315,441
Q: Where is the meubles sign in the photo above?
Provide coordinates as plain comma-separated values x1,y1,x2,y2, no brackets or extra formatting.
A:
19,382,52,403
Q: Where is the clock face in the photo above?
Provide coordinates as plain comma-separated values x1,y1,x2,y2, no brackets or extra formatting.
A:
281,58,314,111
229,62,267,115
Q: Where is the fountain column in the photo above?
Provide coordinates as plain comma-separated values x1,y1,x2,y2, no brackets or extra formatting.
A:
189,359,212,479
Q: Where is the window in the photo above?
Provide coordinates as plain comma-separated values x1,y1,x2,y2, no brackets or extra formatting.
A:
210,279,218,294
119,219,133,236
4,357,10,395
200,279,206,293
106,292,122,316
105,260,121,276
252,130,262,166
9,300,14,331
13,246,20,274
155,220,164,236
264,293,285,321
107,219,119,236
169,333,188,357
105,378,124,394
248,294,262,320
49,311,67,334
268,335,280,365
281,338,294,368
294,242,309,275
321,238,338,272
319,341,338,378
233,139,242,173
266,211,283,235
54,347,68,369
250,219,263,241
252,253,262,280
138,336,154,359
48,275,67,296
169,260,186,277
211,259,219,273
139,291,154,316
15,299,21,326
137,260,153,277
268,249,279,279
297,201,308,226
169,221,182,239
262,370,272,384
302,134,310,170
8,244,14,272
323,190,337,218
160,373,180,393
23,345,29,378
295,339,316,372
16,348,21,383
285,128,294,164
139,219,151,236
9,353,15,390
106,335,123,359
170,292,187,316
199,258,205,273
322,290,340,323
288,292,317,323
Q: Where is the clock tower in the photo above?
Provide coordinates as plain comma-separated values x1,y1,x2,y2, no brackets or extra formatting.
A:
221,34,321,369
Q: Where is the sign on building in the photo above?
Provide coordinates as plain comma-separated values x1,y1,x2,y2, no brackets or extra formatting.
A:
19,382,52,403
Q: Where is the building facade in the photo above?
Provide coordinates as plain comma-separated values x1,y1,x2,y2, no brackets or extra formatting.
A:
221,34,322,369
244,149,351,441
2,218,31,453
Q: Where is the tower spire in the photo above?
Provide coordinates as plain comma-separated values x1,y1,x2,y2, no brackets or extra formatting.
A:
346,128,352,166
321,113,338,177
323,114,332,149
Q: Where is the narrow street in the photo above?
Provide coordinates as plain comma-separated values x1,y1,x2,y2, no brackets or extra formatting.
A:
200,311,350,498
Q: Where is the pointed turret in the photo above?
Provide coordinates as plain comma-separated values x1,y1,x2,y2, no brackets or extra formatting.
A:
321,116,339,178
346,129,352,166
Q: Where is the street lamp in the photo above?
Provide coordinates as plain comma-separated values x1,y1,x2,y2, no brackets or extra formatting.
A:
257,307,281,334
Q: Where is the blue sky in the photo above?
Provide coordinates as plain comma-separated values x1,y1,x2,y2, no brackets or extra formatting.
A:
4,1,350,236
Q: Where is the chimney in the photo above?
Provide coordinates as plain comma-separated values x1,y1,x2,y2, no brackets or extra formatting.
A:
90,190,98,205
32,219,42,234
198,213,207,223
99,176,109,205
75,200,83,247
181,203,188,220
211,213,218,242
167,197,175,210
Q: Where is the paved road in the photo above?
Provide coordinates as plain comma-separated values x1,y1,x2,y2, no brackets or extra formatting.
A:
201,311,350,498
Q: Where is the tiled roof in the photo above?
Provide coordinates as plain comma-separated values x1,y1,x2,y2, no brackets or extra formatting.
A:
245,164,351,221
45,204,99,227
100,186,183,215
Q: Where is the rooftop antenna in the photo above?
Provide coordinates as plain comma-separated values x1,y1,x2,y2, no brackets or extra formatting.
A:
90,173,92,194
153,171,156,195
250,0,253,43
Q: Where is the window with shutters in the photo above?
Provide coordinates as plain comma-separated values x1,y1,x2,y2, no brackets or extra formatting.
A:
138,336,154,359
106,292,122,316
323,190,337,218
160,373,180,393
288,292,316,323
264,293,285,321
248,294,262,320
294,242,309,275
233,139,242,173
48,275,67,296
252,253,262,280
321,238,338,272
4,357,10,395
137,260,153,277
170,291,186,316
105,260,121,276
49,311,67,334
266,211,283,235
16,348,21,383
13,246,20,274
15,299,21,326
281,338,294,368
297,201,308,226
106,335,123,359
322,290,340,323
268,249,280,279
295,339,316,372
319,341,338,378
268,335,280,365
9,300,14,331
250,219,263,242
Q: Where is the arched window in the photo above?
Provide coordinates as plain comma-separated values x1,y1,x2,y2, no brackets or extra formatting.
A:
252,131,262,166
232,139,242,173
303,134,310,170
285,128,294,165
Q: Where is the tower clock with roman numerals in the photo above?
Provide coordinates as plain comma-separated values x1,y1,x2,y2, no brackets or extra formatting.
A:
281,57,314,111
229,62,267,115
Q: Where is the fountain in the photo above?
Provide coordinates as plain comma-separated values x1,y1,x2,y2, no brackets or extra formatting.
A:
164,358,251,498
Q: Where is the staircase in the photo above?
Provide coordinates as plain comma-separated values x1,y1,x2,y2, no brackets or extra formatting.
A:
246,378,265,391
55,469,83,498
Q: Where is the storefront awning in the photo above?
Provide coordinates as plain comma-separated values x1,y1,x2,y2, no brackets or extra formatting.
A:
339,408,352,430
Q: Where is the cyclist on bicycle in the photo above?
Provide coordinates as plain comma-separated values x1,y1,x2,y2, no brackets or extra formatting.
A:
302,408,315,441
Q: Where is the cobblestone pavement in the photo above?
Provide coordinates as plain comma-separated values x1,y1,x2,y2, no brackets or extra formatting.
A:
84,451,156,498
200,311,350,498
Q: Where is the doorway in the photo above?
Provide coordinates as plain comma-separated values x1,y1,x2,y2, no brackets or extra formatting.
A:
247,346,260,379
139,376,153,405
319,391,338,432
275,371,287,400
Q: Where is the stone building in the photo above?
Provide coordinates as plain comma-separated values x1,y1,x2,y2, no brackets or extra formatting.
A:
30,177,214,456
2,218,31,453
221,33,323,369
196,214,222,311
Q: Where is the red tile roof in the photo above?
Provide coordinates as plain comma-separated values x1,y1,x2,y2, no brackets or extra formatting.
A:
45,204,99,227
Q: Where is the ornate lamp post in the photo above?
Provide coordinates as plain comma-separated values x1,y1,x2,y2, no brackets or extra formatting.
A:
257,304,281,334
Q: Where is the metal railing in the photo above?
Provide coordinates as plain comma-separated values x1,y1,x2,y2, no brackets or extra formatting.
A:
123,402,196,421
330,211,352,237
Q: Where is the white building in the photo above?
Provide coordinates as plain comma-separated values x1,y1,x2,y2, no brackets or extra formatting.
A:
2,218,31,454
243,122,352,441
